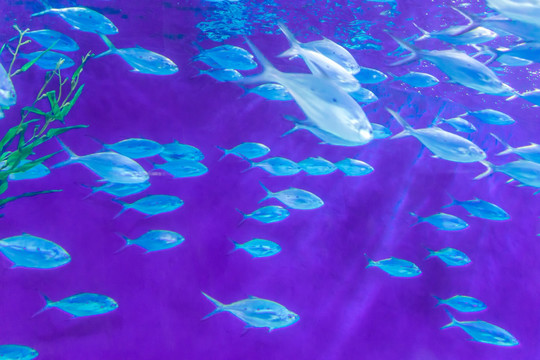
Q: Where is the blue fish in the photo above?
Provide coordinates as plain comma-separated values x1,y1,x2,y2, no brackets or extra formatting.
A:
491,133,540,163
436,117,477,133
113,195,183,218
193,44,257,70
95,138,164,159
202,292,299,331
259,182,324,210
410,212,469,231
95,35,178,75
354,66,388,84
365,255,421,277
236,206,290,224
496,54,533,67
153,160,208,178
463,109,515,125
8,160,50,181
243,157,301,176
0,345,38,360
435,295,486,312
335,158,374,176
217,142,270,160
198,68,243,82
508,89,540,106
492,41,540,63
230,238,281,258
475,160,540,188
17,29,79,52
425,247,471,267
372,123,392,139
443,194,509,220
53,138,149,184
116,230,184,253
32,2,118,35
349,87,378,103
83,182,150,198
160,141,204,161
0,63,16,110
18,51,74,70
298,157,337,175
0,233,71,269
243,83,292,101
36,293,118,318
390,71,439,87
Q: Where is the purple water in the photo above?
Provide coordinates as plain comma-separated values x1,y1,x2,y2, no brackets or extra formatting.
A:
1,0,540,359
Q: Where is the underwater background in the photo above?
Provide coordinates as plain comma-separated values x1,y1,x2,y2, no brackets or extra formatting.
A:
1,0,540,359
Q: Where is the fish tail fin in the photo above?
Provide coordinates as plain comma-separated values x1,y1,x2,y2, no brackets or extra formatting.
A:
51,137,79,168
385,32,420,66
441,192,456,208
424,247,436,259
474,161,495,180
216,146,230,161
227,237,240,254
441,309,459,329
281,115,303,137
238,155,255,173
87,135,107,151
277,22,302,58
114,232,131,254
412,23,430,41
238,37,281,85
387,108,413,139
364,253,375,268
112,199,129,218
387,71,397,81
236,208,248,224
450,6,474,28
432,294,443,306
410,212,423,225
94,34,117,58
201,292,226,320
80,183,98,199
258,181,274,203
33,292,53,317
490,133,514,156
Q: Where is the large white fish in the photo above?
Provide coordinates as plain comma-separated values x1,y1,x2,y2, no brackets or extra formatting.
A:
487,0,540,27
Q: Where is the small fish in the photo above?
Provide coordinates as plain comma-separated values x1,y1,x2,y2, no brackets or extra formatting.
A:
83,181,150,198
32,2,118,34
509,89,540,106
18,51,74,70
113,195,184,218
243,83,292,101
201,292,299,331
160,141,204,161
95,138,164,159
243,157,301,176
475,160,540,188
349,87,378,103
8,160,50,181
371,123,392,139
0,345,38,360
335,158,374,176
354,66,388,84
259,182,324,210
425,247,471,267
434,295,486,312
53,138,149,184
365,254,421,277
236,206,290,224
95,35,178,75
463,109,515,125
193,44,257,70
0,233,71,269
230,238,281,257
496,54,533,67
390,71,439,87
297,157,337,175
388,108,486,163
491,133,540,163
116,230,184,253
436,117,477,133
198,68,243,82
217,142,270,160
410,212,469,231
443,193,509,220
442,309,518,346
153,160,208,178
414,13,497,45
17,29,79,51
0,63,16,109
36,292,118,318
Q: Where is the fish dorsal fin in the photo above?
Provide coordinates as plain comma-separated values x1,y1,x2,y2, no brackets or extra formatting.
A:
248,295,260,299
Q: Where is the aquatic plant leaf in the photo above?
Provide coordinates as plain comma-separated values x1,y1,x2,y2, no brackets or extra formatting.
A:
45,124,88,138
46,91,60,114
59,85,84,119
22,106,47,116
17,40,58,74
0,181,7,196
0,189,62,208
0,119,39,152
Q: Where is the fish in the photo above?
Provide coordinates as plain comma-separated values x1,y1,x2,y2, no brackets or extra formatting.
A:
496,54,533,67
491,42,540,63
193,44,257,70
52,137,149,184
425,247,471,266
354,66,388,84
83,181,151,198
259,182,324,210
410,212,469,231
434,295,486,312
413,7,476,42
8,160,50,181
297,157,337,175
18,51,74,70
243,157,301,176
388,108,486,163
414,18,497,45
278,23,360,92
443,193,509,220
487,0,540,27
216,142,270,160
335,158,374,176
160,141,204,161
389,71,439,88
389,35,515,96
365,255,422,277
36,292,118,318
198,68,243,82
491,133,540,163
17,29,79,52
95,35,178,75
242,83,292,101
470,13,540,42
0,63,16,110
348,87,378,103
116,230,184,253
113,195,184,218
0,345,38,360
32,1,118,35
372,123,392,139
94,137,164,159
153,160,208,178
462,109,514,125
441,309,518,346
240,38,373,146
236,206,290,224
230,238,281,258
0,233,71,269
201,292,299,331
508,89,540,106
475,160,540,188
435,117,477,133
